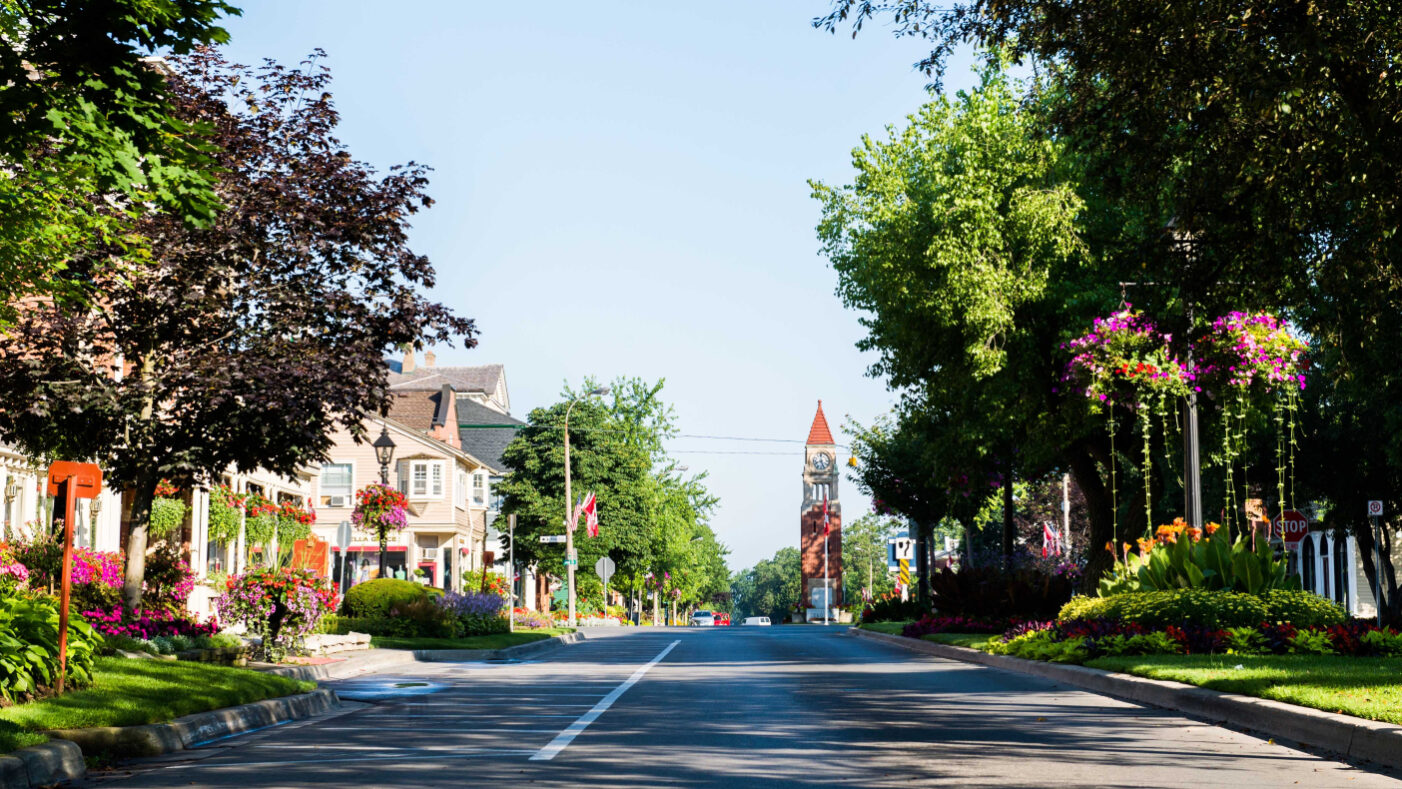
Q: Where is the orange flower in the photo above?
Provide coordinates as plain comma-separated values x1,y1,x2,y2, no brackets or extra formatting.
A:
1185,527,1202,541
1137,538,1154,554
1105,541,1115,554
1204,522,1221,535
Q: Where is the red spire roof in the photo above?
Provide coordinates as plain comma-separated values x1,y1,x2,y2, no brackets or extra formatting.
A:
806,400,835,445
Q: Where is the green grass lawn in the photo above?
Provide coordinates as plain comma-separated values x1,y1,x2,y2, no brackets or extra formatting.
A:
921,633,993,649
857,621,911,635
0,657,314,754
370,628,575,651
1089,654,1402,725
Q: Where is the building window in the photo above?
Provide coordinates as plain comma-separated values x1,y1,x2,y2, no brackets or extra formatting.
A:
473,473,487,506
403,460,444,499
320,463,353,507
455,470,467,509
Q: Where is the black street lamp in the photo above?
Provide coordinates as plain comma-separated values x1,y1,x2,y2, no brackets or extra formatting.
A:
372,424,397,576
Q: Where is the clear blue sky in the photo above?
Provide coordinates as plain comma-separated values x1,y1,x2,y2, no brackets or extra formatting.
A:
219,1,977,571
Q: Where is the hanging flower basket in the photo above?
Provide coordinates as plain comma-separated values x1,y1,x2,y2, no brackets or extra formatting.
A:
1064,308,1190,407
1195,311,1308,395
352,483,408,537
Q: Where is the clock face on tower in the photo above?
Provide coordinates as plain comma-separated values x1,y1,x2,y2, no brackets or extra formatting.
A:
811,452,832,472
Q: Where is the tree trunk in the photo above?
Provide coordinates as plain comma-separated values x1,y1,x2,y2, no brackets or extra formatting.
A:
123,472,157,609
1001,456,1015,569
1069,444,1114,595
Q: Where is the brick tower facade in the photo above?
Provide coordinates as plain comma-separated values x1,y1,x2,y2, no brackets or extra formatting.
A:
800,401,842,618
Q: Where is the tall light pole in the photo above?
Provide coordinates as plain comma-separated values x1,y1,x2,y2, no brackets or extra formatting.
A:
564,386,609,628
1168,219,1204,529
372,424,397,578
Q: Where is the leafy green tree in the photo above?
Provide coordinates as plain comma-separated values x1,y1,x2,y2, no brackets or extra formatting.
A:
817,0,1402,616
498,377,729,619
815,60,1141,589
841,513,900,605
0,49,475,606
0,1,239,314
730,547,801,622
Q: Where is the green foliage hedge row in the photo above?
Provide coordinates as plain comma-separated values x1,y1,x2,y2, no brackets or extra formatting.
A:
0,594,104,703
1059,589,1348,628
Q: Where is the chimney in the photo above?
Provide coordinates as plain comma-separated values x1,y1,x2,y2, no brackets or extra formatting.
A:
424,350,436,368
402,347,416,374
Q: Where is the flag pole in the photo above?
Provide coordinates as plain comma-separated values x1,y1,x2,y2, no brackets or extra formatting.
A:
824,530,830,625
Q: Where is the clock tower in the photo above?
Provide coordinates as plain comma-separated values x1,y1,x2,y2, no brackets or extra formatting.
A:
800,400,842,619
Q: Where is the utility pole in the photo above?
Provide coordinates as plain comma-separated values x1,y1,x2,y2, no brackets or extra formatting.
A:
1062,473,1071,552
562,386,609,629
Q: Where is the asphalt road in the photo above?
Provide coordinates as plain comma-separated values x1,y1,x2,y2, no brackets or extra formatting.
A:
83,627,1402,788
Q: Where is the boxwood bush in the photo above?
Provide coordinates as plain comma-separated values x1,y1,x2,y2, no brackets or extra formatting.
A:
1059,589,1270,628
1061,588,1348,628
1258,589,1348,627
343,578,439,618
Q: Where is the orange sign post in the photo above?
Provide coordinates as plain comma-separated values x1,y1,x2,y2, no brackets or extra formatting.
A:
46,461,103,694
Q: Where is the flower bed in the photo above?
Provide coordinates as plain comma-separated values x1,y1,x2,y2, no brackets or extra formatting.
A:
435,591,508,636
81,605,218,640
512,607,553,629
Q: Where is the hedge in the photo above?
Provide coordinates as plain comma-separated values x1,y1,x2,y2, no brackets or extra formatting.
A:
1059,588,1348,628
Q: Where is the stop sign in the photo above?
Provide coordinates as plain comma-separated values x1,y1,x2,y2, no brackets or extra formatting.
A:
1277,510,1310,548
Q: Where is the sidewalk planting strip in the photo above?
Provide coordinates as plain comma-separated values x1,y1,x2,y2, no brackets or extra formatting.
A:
530,639,681,761
849,627,1402,771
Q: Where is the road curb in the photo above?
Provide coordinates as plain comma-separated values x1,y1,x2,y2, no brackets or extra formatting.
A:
44,688,339,760
849,627,1402,770
0,689,339,788
414,630,586,662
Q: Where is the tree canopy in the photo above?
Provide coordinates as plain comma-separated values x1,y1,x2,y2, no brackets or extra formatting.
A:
0,48,475,605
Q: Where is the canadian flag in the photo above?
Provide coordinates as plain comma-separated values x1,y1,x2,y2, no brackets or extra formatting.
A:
823,493,831,537
1042,521,1063,558
579,492,599,538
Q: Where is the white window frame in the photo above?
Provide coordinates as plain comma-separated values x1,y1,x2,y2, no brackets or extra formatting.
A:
319,461,355,507
472,472,487,506
404,460,445,499
455,469,467,510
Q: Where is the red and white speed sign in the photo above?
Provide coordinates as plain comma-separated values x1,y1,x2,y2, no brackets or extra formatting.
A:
1277,510,1309,549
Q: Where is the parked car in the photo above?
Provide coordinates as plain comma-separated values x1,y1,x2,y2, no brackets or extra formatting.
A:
691,610,715,627
714,612,731,626
742,616,771,626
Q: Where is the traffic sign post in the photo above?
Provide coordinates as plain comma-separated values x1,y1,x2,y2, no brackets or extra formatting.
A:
1277,510,1309,549
46,461,102,694
336,520,353,598
1370,501,1384,626
595,556,615,616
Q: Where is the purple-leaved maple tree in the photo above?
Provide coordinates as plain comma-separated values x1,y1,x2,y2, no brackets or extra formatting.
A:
0,48,475,607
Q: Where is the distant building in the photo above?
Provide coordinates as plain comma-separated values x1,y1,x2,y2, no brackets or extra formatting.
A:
799,401,843,622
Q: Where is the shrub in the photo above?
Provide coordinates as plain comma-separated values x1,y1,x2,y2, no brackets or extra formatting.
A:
0,593,103,702
322,616,396,636
1259,589,1348,627
461,570,510,597
82,605,218,639
217,567,336,661
10,534,123,611
861,594,927,623
142,545,196,612
931,564,1076,620
902,615,1019,638
1059,589,1270,628
436,591,508,635
344,578,434,618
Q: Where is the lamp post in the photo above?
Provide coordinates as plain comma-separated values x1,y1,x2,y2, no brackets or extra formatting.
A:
1167,219,1205,529
564,386,609,628
3,475,18,541
372,424,397,577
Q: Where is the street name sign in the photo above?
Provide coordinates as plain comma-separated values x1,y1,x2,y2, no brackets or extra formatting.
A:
1369,500,1384,518
595,556,615,584
539,535,567,544
1277,510,1309,549
563,558,578,567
